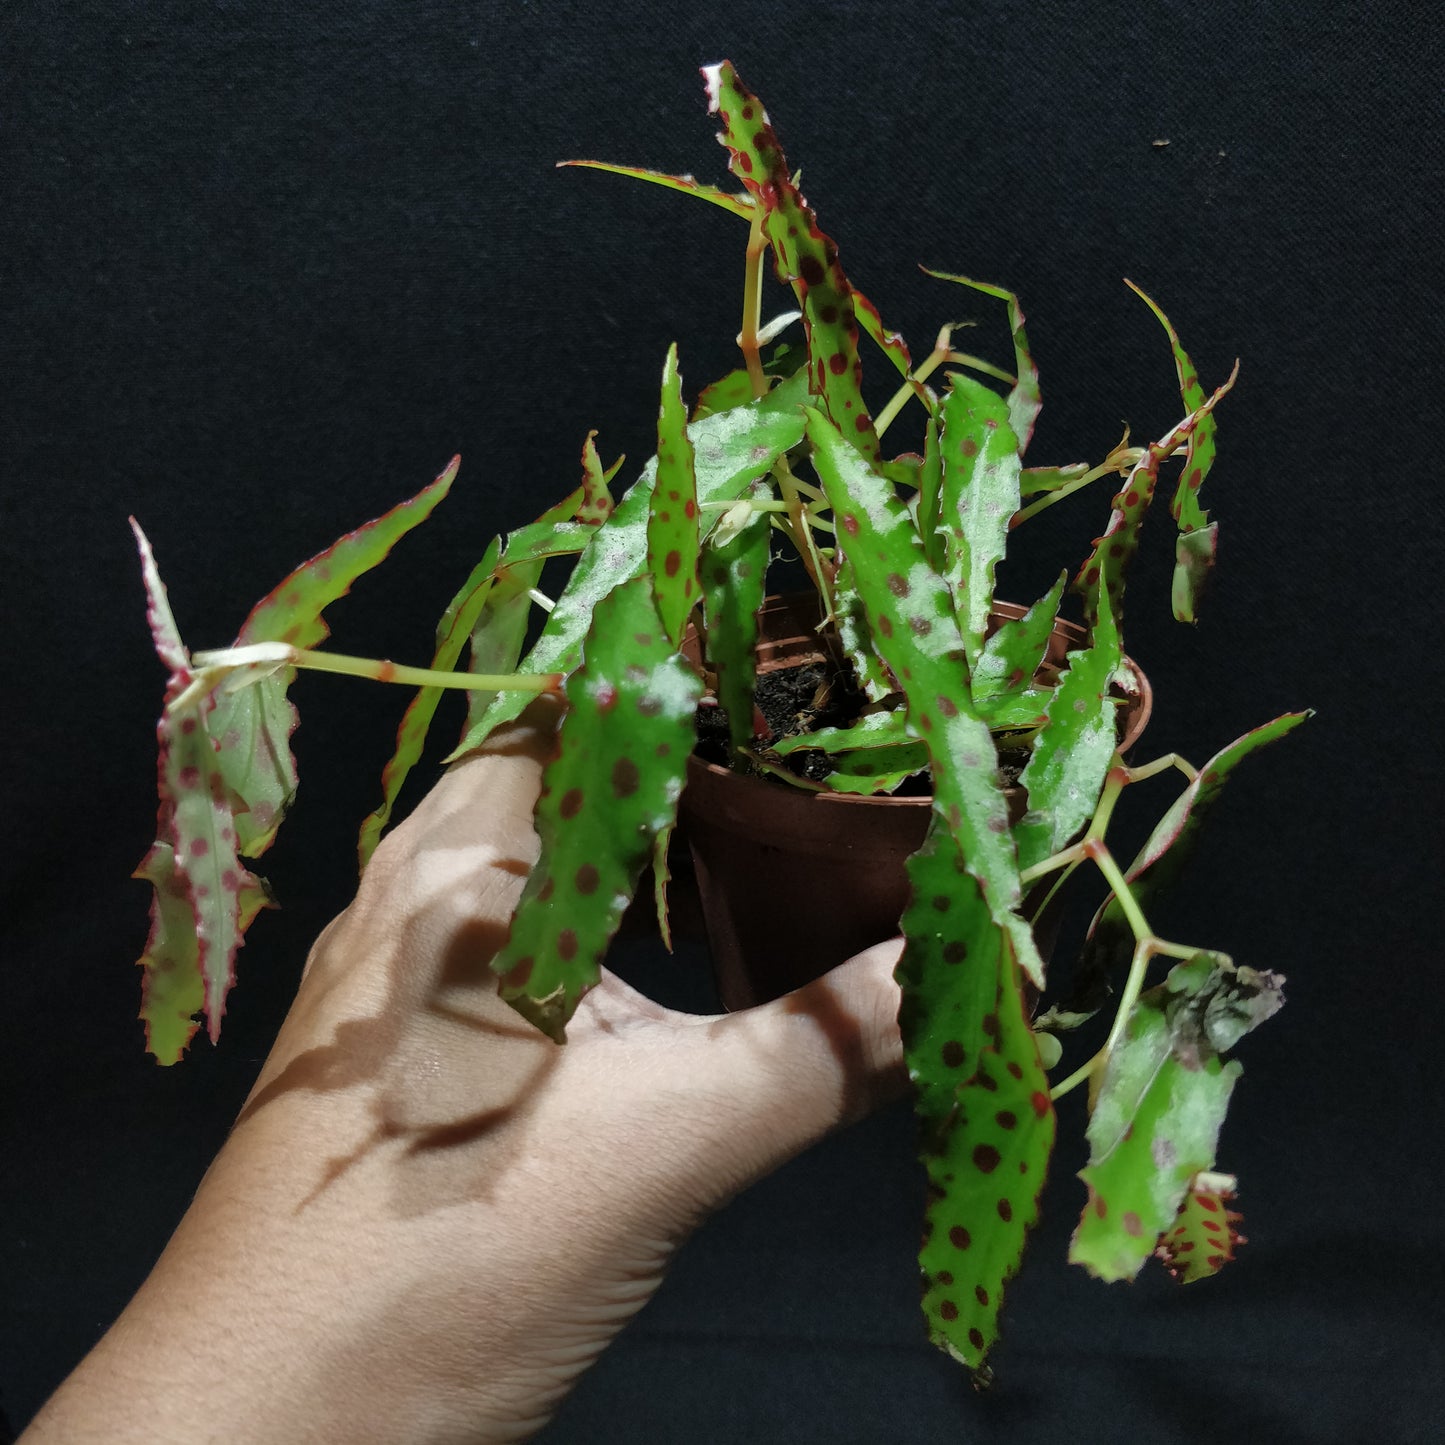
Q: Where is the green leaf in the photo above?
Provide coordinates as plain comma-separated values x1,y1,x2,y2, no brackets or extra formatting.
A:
1074,372,1236,629
694,367,758,420
491,577,700,1040
1020,462,1088,497
578,429,621,525
453,373,810,757
1083,712,1311,978
917,413,944,567
770,708,911,757
973,573,1066,703
936,374,1023,670
806,409,1044,988
1155,1178,1246,1283
924,269,1042,454
854,288,914,379
1013,581,1122,872
1124,281,1222,622
1070,954,1281,1282
699,480,771,757
824,742,928,794
914,934,1055,1372
648,343,703,648
704,61,880,460
558,158,755,218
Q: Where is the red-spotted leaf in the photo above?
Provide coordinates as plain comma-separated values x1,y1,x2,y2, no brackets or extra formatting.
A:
1070,954,1281,1282
1124,281,1222,622
454,372,810,757
1156,1177,1247,1283
824,742,929,794
807,409,1044,988
558,159,755,219
1083,712,1311,977
648,343,702,647
578,429,622,526
936,374,1023,669
973,573,1066,704
924,269,1042,454
1074,371,1236,629
492,577,700,1040
704,61,880,460
1014,581,1122,872
916,943,1055,1372
699,480,771,756
771,708,912,758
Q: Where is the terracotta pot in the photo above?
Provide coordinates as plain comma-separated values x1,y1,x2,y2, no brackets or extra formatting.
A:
680,593,1152,1011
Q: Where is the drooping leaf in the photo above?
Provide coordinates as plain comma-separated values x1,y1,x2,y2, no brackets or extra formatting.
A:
1082,712,1311,978
704,61,880,460
492,577,700,1040
854,288,914,379
1074,371,1236,629
914,937,1055,1372
453,372,810,757
1155,1176,1247,1283
1020,462,1089,497
936,374,1023,670
771,708,911,757
558,158,755,218
806,408,1044,988
699,480,771,756
973,572,1066,703
1124,281,1222,622
648,343,702,647
1013,581,1122,873
924,269,1042,453
1070,954,1282,1282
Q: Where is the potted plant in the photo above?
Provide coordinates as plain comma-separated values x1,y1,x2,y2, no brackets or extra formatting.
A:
129,60,1307,1383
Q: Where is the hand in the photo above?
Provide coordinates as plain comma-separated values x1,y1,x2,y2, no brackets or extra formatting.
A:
24,700,906,1443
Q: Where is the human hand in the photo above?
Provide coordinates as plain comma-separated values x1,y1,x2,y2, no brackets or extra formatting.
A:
24,700,906,1444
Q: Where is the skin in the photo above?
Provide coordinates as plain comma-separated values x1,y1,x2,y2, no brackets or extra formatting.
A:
24,702,907,1443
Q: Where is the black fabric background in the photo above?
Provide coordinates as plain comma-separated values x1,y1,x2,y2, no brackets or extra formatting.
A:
3,2,1442,1440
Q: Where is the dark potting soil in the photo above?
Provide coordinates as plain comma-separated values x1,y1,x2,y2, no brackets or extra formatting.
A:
693,659,1030,794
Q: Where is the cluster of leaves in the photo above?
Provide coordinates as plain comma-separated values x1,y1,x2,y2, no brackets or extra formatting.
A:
131,61,1306,1380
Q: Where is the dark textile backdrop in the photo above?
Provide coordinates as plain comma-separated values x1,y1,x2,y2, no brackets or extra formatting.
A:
3,2,1441,1440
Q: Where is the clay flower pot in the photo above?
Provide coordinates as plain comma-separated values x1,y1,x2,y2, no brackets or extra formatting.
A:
680,594,1152,1010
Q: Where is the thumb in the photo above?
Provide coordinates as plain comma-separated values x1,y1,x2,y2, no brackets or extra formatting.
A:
651,939,909,1210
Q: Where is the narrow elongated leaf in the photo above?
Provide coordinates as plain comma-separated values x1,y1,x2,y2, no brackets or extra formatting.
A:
771,708,911,757
1156,1178,1246,1282
704,61,880,460
1125,281,1223,622
807,409,1043,987
578,429,621,525
1070,954,1279,1281
915,936,1055,1371
357,539,501,868
973,573,1066,703
1013,582,1122,872
854,289,914,378
924,269,1042,453
831,561,897,702
1083,712,1310,976
648,344,702,647
936,374,1023,669
825,742,928,793
1020,462,1089,496
558,158,755,218
917,413,944,567
1074,372,1236,628
488,519,597,565
453,373,810,756
492,578,700,1040
700,481,771,756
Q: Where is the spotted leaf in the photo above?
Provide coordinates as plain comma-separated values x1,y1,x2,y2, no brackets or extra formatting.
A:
578,429,622,526
699,480,771,757
704,61,879,460
1074,370,1236,629
1070,954,1281,1282
924,269,1042,453
1156,1178,1246,1283
973,572,1066,704
916,943,1055,1372
454,373,810,757
648,344,702,648
1125,281,1222,622
807,408,1044,988
824,742,928,794
936,374,1023,670
1013,581,1122,872
492,577,700,1040
771,708,912,758
917,413,945,567
854,288,914,380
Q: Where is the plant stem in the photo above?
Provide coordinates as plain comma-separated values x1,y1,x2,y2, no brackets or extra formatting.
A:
739,206,768,399
874,324,951,439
